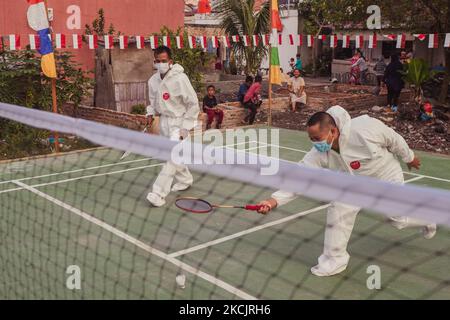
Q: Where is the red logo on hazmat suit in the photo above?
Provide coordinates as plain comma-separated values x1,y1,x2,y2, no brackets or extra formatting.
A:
350,161,361,170
163,93,170,100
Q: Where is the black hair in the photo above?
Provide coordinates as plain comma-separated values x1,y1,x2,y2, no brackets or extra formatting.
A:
207,85,215,90
296,53,301,58
307,112,337,130
245,75,254,83
154,45,172,59
255,75,263,82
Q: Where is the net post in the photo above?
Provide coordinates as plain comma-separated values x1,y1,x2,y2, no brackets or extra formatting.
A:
268,0,273,127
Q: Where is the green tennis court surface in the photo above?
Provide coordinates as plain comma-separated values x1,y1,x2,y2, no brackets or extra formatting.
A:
0,128,449,299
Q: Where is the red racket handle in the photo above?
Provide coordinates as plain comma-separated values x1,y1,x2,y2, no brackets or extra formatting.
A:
244,205,263,211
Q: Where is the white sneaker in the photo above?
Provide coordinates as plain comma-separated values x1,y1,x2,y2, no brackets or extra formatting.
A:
146,192,166,207
310,263,347,277
423,224,437,240
171,183,192,192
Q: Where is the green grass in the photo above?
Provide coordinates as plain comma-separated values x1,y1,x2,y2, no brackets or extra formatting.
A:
0,128,449,299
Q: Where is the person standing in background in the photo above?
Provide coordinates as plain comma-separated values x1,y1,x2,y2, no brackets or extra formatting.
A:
384,54,405,113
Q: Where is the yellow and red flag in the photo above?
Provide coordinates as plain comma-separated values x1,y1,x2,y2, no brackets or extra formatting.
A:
270,0,282,85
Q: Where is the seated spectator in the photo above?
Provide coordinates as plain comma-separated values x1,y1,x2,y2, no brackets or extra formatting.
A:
242,75,263,125
288,69,307,112
237,76,253,105
203,85,224,130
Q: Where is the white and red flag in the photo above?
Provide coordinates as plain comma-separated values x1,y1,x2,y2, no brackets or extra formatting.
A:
428,33,439,48
162,36,170,48
445,33,450,48
87,35,98,49
222,36,231,48
298,34,303,46
199,36,207,48
342,35,350,48
119,36,128,49
188,36,196,49
355,35,364,48
396,34,406,49
368,34,377,49
232,35,239,43
72,34,82,49
252,35,259,46
55,33,66,49
176,35,183,49
330,34,338,48
29,34,40,50
288,34,294,46
307,35,314,47
243,35,250,47
9,34,20,50
135,36,144,49
104,35,113,49
149,36,158,49
413,34,427,41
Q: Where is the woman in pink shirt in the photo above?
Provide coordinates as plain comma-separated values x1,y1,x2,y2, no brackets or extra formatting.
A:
242,75,263,125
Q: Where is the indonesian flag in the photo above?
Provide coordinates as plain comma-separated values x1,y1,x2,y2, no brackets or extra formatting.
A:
72,34,82,49
162,36,170,48
289,34,294,46
445,33,450,48
199,36,207,48
55,33,66,49
414,34,427,41
298,34,303,46
222,36,231,48
212,35,219,48
428,33,439,48
188,36,196,48
176,35,183,49
252,35,259,46
384,34,396,41
150,36,158,49
307,35,314,47
396,34,406,49
243,35,250,47
232,35,239,43
368,34,377,49
119,36,128,49
262,34,270,46
9,35,20,50
29,34,40,50
330,35,337,48
88,35,98,49
317,35,326,41
136,36,144,49
355,35,364,48
342,35,350,48
104,35,113,49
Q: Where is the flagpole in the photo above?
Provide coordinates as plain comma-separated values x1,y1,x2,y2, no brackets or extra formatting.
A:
268,0,273,127
44,0,59,153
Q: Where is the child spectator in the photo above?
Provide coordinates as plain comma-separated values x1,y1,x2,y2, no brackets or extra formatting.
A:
203,85,224,130
237,76,254,105
242,75,263,125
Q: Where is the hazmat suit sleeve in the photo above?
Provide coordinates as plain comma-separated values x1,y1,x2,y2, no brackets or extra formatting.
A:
271,150,323,207
146,79,156,117
368,118,415,164
178,74,200,132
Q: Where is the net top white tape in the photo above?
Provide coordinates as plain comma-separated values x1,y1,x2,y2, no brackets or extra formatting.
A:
1,102,450,226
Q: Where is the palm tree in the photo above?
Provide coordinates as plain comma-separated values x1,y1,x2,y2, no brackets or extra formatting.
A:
215,0,270,75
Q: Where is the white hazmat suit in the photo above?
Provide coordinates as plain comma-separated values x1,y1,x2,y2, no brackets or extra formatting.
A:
146,64,200,205
272,106,436,276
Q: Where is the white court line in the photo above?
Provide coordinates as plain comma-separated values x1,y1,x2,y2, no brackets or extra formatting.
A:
0,157,153,186
168,176,423,258
13,180,257,300
257,142,450,184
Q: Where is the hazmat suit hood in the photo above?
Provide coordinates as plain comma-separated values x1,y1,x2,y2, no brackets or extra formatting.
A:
326,105,351,149
166,64,185,78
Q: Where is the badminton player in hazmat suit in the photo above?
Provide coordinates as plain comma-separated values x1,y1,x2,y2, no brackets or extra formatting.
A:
257,105,437,277
146,46,200,207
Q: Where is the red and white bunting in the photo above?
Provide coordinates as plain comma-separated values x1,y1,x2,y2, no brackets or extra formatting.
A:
368,34,377,49
383,34,396,41
252,35,259,46
72,34,82,49
136,36,144,49
262,34,270,46
342,35,350,48
188,36,196,49
55,33,66,49
199,36,207,48
222,36,231,48
119,36,128,49
396,34,406,49
445,33,450,48
428,33,439,48
330,35,338,48
307,35,314,47
29,34,39,50
298,34,303,46
355,35,364,48
212,35,219,48
317,35,326,41
243,35,250,47
149,36,158,49
414,34,427,41
104,35,113,49
9,34,20,50
87,35,98,49
162,36,170,48
232,35,239,43
288,34,294,46
176,35,183,49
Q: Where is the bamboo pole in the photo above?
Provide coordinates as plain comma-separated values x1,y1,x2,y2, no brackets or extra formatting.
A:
268,0,273,127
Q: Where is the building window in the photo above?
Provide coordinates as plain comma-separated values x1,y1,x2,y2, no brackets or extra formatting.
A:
334,41,356,60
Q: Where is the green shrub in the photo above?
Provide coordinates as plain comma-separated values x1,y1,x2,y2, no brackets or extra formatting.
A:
130,104,146,115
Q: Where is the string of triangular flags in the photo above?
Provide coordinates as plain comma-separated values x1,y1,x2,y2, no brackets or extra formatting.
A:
1,33,449,51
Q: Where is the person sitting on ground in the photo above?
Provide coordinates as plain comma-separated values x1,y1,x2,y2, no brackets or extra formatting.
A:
242,75,263,125
288,69,307,112
203,85,224,130
237,75,254,106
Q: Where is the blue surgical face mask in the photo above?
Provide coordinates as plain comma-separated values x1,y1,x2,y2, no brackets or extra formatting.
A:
313,131,334,153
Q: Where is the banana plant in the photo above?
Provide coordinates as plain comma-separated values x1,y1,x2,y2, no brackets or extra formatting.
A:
401,58,434,105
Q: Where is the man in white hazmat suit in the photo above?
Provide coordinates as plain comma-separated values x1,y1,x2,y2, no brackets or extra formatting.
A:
146,46,200,207
257,105,437,277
